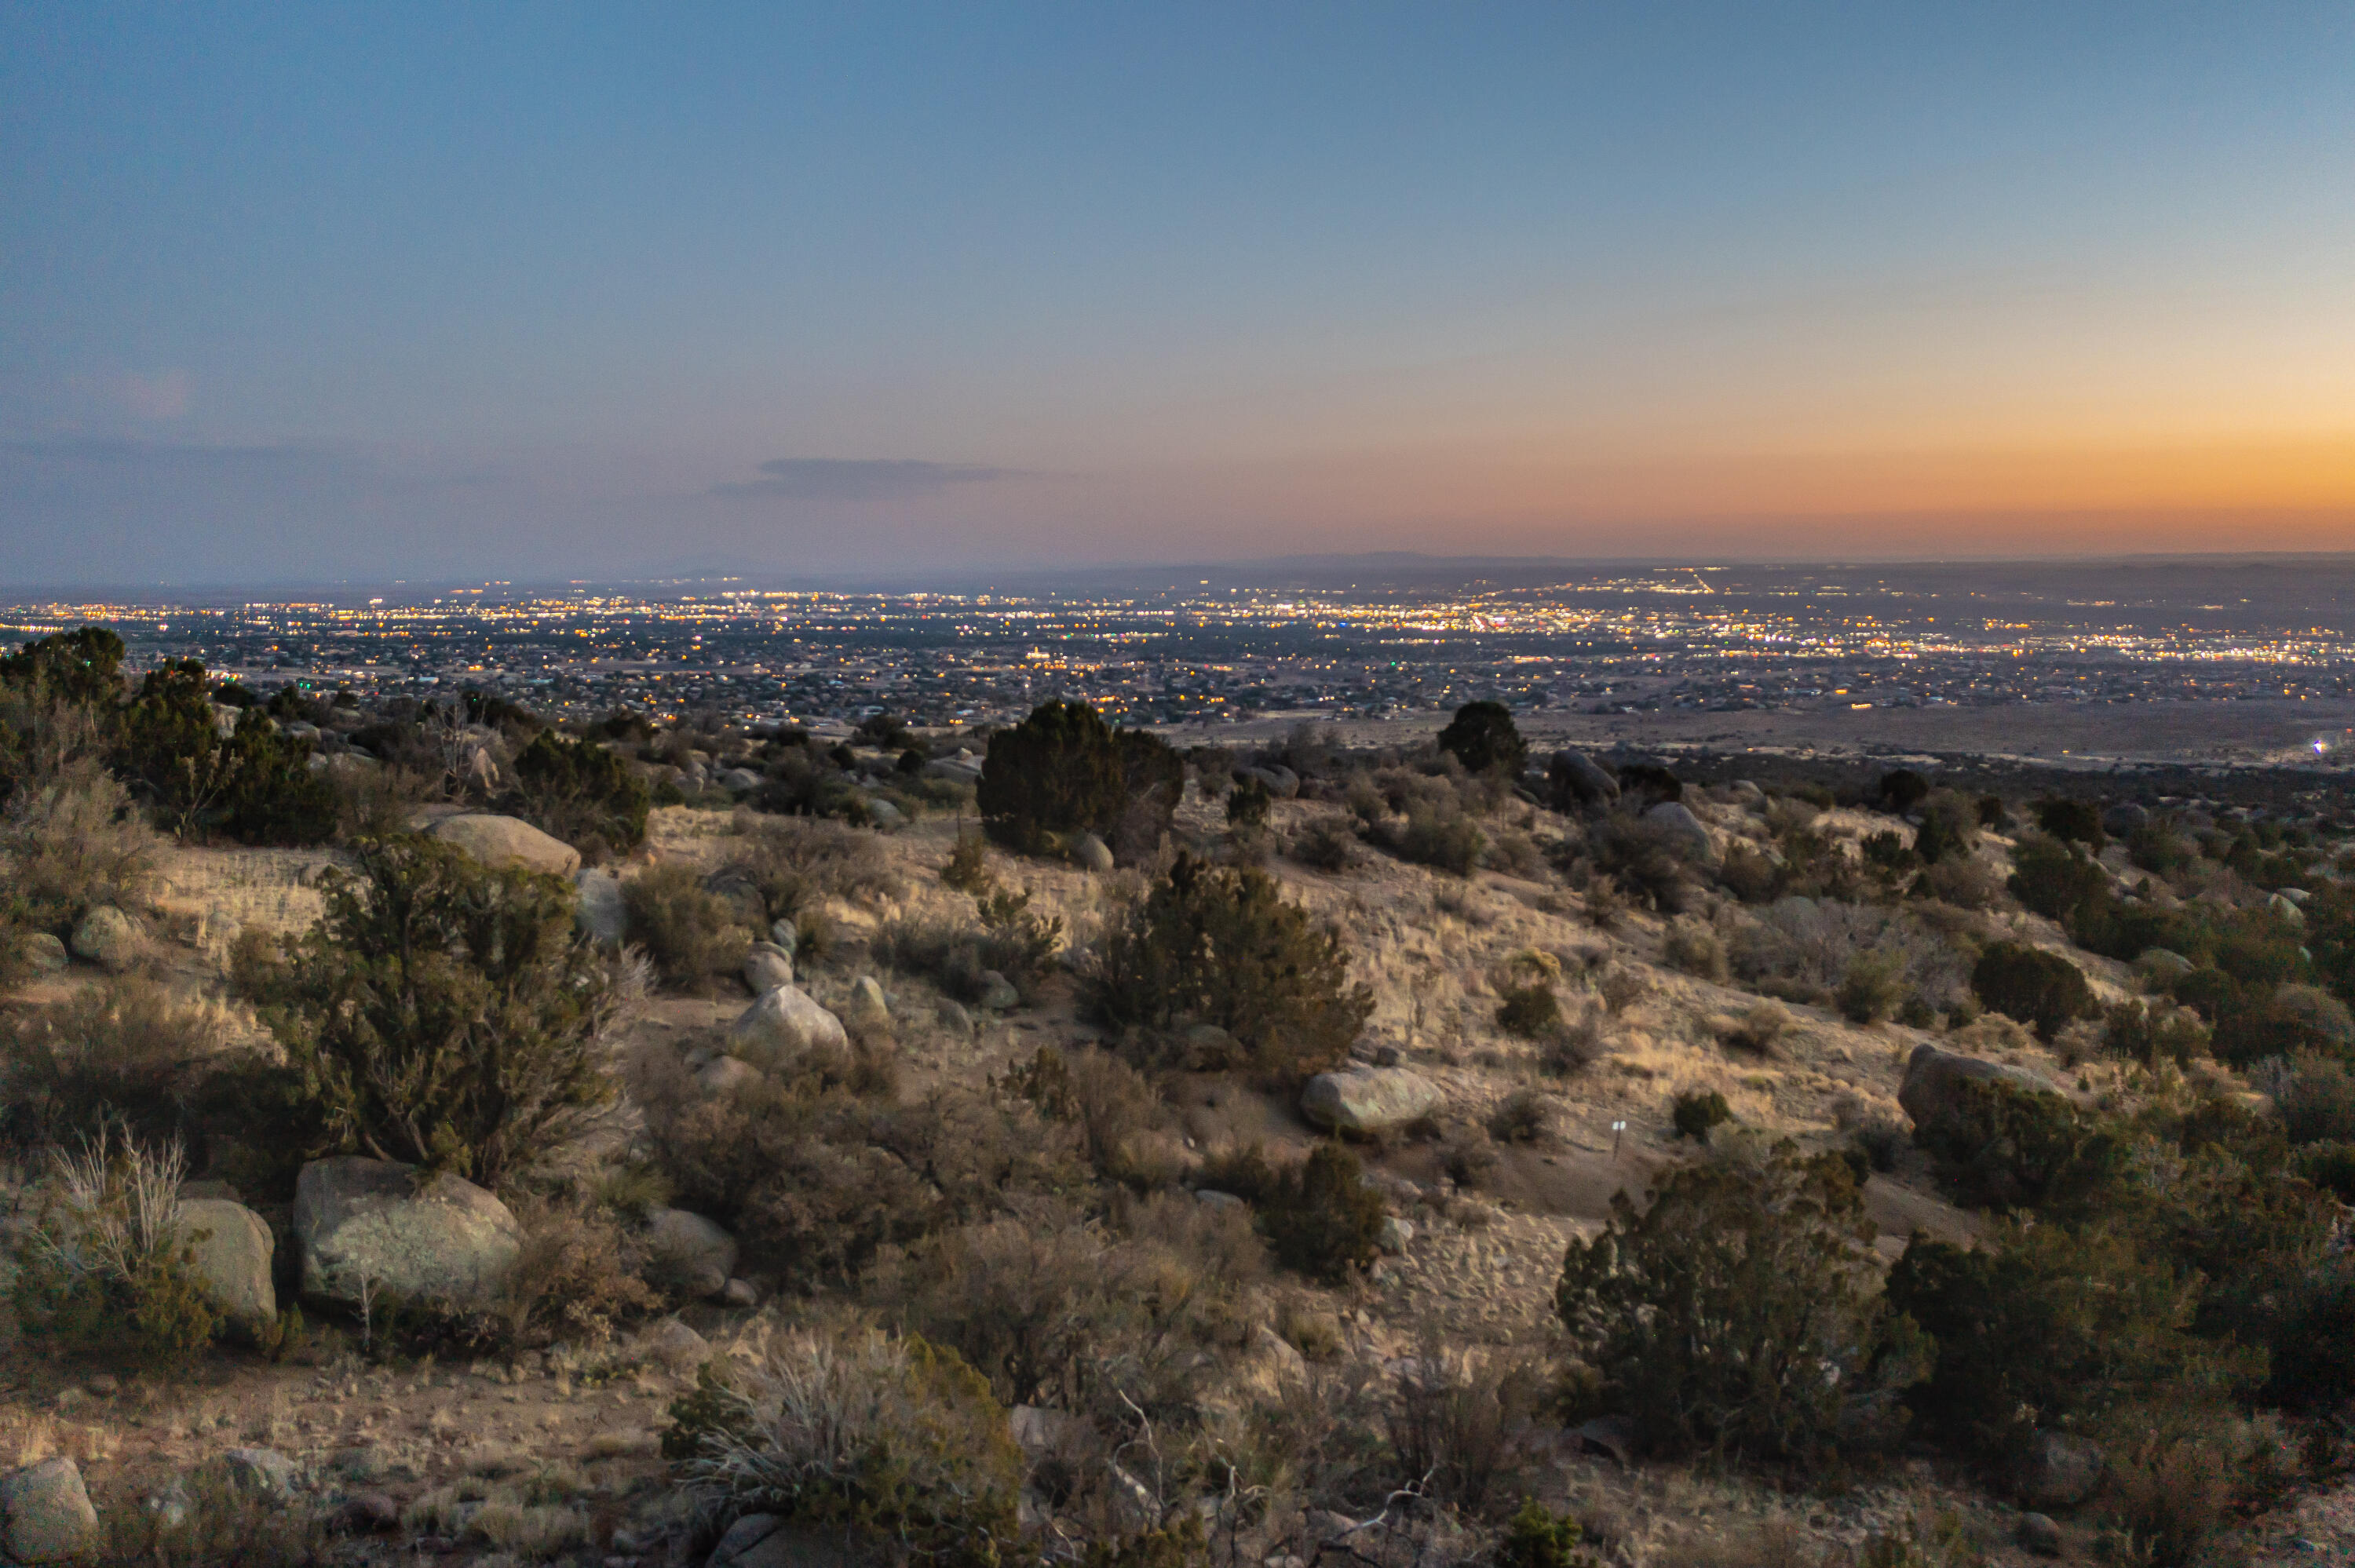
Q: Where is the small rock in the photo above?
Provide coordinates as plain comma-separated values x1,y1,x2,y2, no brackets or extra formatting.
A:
69,905,141,972
2016,1512,2064,1558
329,1445,386,1482
1641,801,1718,863
696,1056,763,1097
1193,1189,1243,1209
1068,831,1115,873
846,975,891,1032
769,919,799,953
219,1446,299,1497
973,970,1020,1011
721,1278,759,1308
143,1480,191,1530
937,1000,974,1037
865,797,906,828
2013,1430,2105,1508
742,945,794,995
728,985,849,1070
344,1491,402,1531
1376,1216,1415,1255
2,1457,98,1563
575,869,628,945
646,1209,739,1300
641,1318,710,1373
20,932,68,973
1572,1415,1638,1467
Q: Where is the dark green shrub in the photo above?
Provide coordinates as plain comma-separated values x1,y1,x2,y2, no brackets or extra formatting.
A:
1836,950,1907,1023
1085,853,1373,1084
1226,774,1272,828
1671,1089,1732,1141
1554,1147,1927,1464
0,625,125,706
214,709,338,845
1292,813,1358,872
1861,830,1915,873
623,862,753,989
1201,1141,1386,1283
999,1045,1171,1185
1488,1087,1551,1144
977,701,1178,859
2290,1142,2355,1202
2008,835,2111,928
2101,1000,2208,1067
2265,1258,2355,1409
512,729,649,855
1497,1501,1602,1568
2034,797,2106,850
233,833,628,1188
2129,821,2195,874
1593,811,1703,912
1436,700,1526,777
2271,1053,2355,1145
1912,1074,2120,1211
1887,1222,2247,1455
0,976,232,1153
1971,941,2094,1040
1393,804,1485,877
1496,982,1562,1040
113,665,336,845
1879,768,1930,814
1975,793,2008,829
940,831,991,895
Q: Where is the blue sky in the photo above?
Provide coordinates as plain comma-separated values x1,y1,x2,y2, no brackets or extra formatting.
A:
5,3,2353,582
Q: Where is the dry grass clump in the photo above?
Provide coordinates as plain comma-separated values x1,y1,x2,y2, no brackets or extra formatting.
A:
2,755,160,927
623,862,752,989
0,975,238,1150
1712,999,1793,1058
724,812,900,921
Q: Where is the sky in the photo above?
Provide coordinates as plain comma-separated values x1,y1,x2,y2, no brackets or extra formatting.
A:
4,2,2353,584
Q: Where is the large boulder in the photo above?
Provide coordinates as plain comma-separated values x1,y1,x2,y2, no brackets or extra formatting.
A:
1898,1044,2062,1133
646,1209,739,1300
1239,764,1300,799
294,1157,524,1309
180,1198,277,1326
426,814,581,877
1068,831,1115,873
1642,801,1718,863
1546,749,1620,812
728,985,849,1071
574,869,627,945
20,931,68,973
706,1512,857,1568
69,906,142,972
1301,1067,1444,1135
0,1457,97,1563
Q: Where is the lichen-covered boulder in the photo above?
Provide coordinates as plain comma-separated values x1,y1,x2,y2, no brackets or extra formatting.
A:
1898,1044,2062,1132
180,1198,277,1326
427,814,581,876
0,1457,97,1563
1300,1067,1443,1135
294,1157,523,1308
69,906,142,972
728,984,849,1070
646,1209,738,1300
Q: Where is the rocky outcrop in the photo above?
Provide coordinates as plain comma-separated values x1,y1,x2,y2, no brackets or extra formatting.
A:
1898,1044,2063,1132
0,1457,97,1563
294,1157,524,1309
574,869,626,944
180,1198,277,1326
1301,1067,1444,1135
426,814,581,876
69,906,141,972
1642,801,1718,862
1546,749,1620,812
728,985,849,1070
647,1209,739,1299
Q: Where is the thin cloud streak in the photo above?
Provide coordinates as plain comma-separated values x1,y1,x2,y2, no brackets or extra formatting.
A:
710,458,1030,501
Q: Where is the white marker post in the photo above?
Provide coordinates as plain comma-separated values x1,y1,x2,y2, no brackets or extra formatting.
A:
1611,1119,1627,1159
